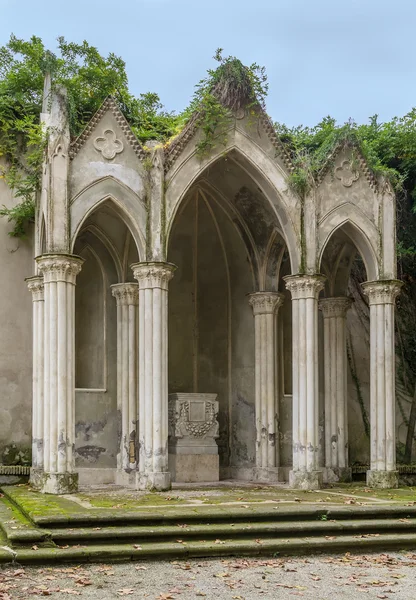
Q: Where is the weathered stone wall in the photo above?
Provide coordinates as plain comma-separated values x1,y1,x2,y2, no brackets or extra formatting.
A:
0,162,33,467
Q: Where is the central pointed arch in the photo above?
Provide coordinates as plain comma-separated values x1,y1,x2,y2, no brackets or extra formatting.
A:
165,133,300,274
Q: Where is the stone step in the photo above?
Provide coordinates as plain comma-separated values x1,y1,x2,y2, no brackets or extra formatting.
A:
2,532,416,564
47,517,416,544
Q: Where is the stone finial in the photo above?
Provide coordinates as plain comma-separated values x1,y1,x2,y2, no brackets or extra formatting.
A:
111,283,140,306
248,291,284,316
319,297,353,318
361,280,403,305
131,262,176,290
283,274,326,300
26,276,44,302
35,254,84,284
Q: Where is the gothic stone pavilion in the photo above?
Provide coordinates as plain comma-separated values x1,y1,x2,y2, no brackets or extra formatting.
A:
0,81,402,495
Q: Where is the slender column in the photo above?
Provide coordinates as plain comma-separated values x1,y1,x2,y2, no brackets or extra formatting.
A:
362,280,403,489
319,297,352,482
248,292,284,481
26,276,45,485
284,274,325,490
36,254,83,494
111,283,139,486
131,262,176,491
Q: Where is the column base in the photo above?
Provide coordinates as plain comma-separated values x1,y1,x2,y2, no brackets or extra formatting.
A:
136,471,171,491
289,469,323,490
252,467,285,483
366,469,399,489
323,467,352,484
29,468,44,490
38,472,79,494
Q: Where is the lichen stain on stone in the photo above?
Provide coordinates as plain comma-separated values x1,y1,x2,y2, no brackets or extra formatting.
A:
75,445,106,462
75,418,108,442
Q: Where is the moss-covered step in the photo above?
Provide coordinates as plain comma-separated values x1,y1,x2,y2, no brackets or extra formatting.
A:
3,532,416,564
3,485,416,528
0,497,49,545
47,517,416,544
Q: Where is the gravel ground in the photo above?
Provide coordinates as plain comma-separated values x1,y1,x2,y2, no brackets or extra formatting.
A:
1,551,416,599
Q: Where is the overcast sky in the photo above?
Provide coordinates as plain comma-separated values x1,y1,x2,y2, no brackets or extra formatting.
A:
1,0,415,127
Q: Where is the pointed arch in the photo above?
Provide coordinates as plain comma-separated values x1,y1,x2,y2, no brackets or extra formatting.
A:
70,176,146,258
165,129,300,273
318,203,379,281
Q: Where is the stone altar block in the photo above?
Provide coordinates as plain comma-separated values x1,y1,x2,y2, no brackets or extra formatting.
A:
168,393,219,482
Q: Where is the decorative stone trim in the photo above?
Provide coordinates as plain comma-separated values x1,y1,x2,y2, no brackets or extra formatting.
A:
26,276,44,302
168,393,219,441
36,254,84,284
131,262,176,290
284,274,326,300
316,142,377,190
334,160,360,187
69,96,146,161
361,280,403,305
111,283,139,306
319,296,353,318
93,129,124,160
163,107,296,175
248,291,284,316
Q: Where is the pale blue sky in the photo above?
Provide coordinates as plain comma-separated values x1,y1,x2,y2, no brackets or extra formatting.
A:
1,0,415,127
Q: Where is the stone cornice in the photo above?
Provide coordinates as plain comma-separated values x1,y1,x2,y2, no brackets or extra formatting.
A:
69,97,146,161
131,262,176,290
111,283,140,306
26,276,44,302
36,254,84,284
319,297,353,318
248,291,284,316
361,280,403,305
284,274,326,300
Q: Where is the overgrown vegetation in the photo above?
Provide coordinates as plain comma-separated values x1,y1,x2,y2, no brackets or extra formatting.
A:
1,35,416,459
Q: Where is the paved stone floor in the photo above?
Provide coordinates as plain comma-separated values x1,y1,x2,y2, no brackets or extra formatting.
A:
1,552,416,599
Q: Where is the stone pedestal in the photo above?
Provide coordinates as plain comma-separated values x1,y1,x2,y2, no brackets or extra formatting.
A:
35,254,83,494
362,280,403,489
26,276,45,485
284,274,325,490
248,292,284,482
131,262,176,491
168,393,219,483
111,283,139,487
319,297,353,483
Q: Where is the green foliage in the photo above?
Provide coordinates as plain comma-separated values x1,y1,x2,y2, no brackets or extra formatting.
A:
0,35,182,236
188,48,268,156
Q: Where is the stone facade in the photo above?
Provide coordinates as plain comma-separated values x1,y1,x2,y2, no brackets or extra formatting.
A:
0,80,403,492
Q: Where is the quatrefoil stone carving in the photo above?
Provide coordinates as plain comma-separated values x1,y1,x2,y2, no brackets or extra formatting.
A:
335,160,360,187
94,129,124,160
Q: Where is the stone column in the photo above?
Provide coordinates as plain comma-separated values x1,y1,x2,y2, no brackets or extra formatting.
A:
36,254,83,494
111,283,139,486
248,291,284,481
362,280,403,489
26,276,45,485
131,262,176,491
284,274,325,489
319,297,353,482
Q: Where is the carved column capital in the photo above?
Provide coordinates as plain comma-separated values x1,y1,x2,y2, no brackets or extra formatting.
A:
36,254,84,284
131,261,176,290
361,280,403,305
26,276,44,302
111,283,140,306
319,297,353,319
248,291,284,316
283,274,326,300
